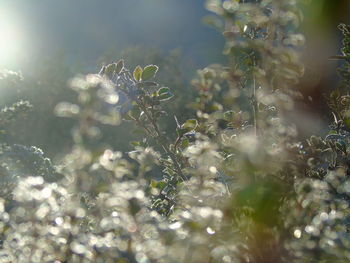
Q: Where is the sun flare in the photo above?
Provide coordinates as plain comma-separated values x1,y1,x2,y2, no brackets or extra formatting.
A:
0,10,22,65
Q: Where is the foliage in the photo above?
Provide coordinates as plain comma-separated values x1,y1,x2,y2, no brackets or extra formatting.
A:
0,1,349,263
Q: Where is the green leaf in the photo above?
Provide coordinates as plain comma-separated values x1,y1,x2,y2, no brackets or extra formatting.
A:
115,59,124,74
158,87,169,94
104,63,116,78
325,134,344,141
157,87,173,101
181,138,190,148
130,141,140,147
157,181,166,190
137,81,158,88
202,15,223,30
142,65,159,81
345,118,350,129
181,119,198,132
133,65,143,82
129,198,141,215
122,113,134,121
132,128,146,135
129,106,141,119
224,110,235,121
150,179,158,188
176,127,187,137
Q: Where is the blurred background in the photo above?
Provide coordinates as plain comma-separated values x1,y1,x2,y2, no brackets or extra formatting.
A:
0,0,225,71
0,0,349,161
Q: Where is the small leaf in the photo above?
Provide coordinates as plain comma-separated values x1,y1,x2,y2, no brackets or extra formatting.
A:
157,181,166,190
158,87,170,94
129,106,141,119
181,138,190,148
137,81,158,88
115,59,124,74
122,113,134,121
142,65,159,81
157,87,173,101
202,15,223,30
325,134,344,141
344,118,350,129
224,110,235,121
151,179,158,188
133,65,143,82
132,128,146,135
336,141,347,153
181,119,198,132
130,141,140,147
105,63,117,78
176,127,187,137
129,198,141,215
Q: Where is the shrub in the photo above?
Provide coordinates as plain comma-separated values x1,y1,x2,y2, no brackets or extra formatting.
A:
0,1,349,262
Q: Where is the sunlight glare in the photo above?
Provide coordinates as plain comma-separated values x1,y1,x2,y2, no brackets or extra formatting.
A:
0,9,23,65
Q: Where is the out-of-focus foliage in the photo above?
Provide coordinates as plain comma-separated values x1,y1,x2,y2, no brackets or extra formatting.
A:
2,48,191,160
284,23,350,262
0,1,350,263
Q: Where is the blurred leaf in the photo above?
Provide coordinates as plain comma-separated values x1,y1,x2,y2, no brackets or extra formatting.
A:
142,65,159,81
181,119,198,132
158,87,173,101
130,141,140,147
224,110,235,121
137,81,158,88
115,59,124,74
129,198,141,215
223,31,235,38
181,138,189,148
105,63,117,78
150,179,158,188
202,15,223,30
133,65,143,82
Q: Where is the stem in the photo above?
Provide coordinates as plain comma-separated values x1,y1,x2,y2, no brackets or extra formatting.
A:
137,100,187,181
252,61,259,137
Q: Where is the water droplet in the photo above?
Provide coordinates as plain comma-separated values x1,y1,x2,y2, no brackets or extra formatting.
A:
206,227,215,235
294,229,301,238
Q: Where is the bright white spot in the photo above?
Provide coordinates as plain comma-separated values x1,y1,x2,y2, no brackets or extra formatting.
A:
206,227,215,235
41,187,52,198
35,206,50,219
305,225,315,234
327,240,335,247
55,217,64,225
223,255,231,263
105,93,119,104
320,212,328,221
111,211,118,217
49,227,59,235
75,208,86,218
169,221,182,230
294,229,301,238
198,207,212,218
209,166,217,173
27,176,44,186
181,211,191,219
0,201,4,213
0,9,23,65
135,190,145,199
70,242,86,254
